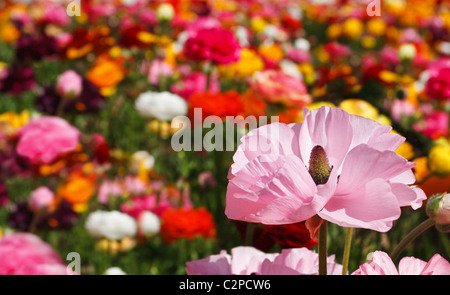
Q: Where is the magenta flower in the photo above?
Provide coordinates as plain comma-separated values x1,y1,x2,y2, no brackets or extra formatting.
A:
0,233,75,275
425,58,450,101
183,26,241,65
352,251,450,275
186,246,342,275
225,106,426,232
16,116,80,165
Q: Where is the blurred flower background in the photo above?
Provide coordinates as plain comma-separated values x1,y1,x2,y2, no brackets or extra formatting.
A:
0,0,449,275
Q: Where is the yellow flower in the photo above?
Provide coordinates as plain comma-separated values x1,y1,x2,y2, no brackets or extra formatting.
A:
219,48,264,79
342,18,364,39
250,17,268,34
361,36,377,49
428,138,450,177
366,18,386,36
258,43,284,63
338,99,379,121
0,110,30,135
327,23,341,39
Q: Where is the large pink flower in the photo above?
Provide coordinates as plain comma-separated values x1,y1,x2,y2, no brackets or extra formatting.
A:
251,70,312,108
225,106,426,232
16,116,80,164
352,251,450,275
185,246,342,275
183,26,241,65
0,233,75,275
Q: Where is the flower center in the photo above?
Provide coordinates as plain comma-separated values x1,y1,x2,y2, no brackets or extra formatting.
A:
308,145,333,185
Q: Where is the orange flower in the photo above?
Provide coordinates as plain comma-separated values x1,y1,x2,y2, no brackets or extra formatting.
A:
57,167,97,206
86,55,126,94
160,207,216,244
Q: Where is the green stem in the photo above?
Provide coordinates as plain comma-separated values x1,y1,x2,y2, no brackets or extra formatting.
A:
245,222,256,246
341,227,353,275
390,218,435,261
318,221,328,275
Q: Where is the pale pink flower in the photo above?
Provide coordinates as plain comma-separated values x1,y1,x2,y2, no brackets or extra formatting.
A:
186,246,342,275
251,70,312,108
29,186,55,212
225,106,426,232
98,180,124,205
56,70,83,99
0,233,75,275
352,251,450,275
148,59,173,85
17,116,80,165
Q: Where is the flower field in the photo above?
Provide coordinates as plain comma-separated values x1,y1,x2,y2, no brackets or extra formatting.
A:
0,0,449,276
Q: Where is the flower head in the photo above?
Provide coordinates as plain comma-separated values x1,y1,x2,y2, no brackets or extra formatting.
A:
85,210,137,241
226,106,426,232
352,251,450,275
16,116,80,165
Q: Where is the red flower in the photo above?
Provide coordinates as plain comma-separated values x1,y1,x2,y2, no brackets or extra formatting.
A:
183,26,240,65
160,207,216,244
188,90,245,121
234,221,317,252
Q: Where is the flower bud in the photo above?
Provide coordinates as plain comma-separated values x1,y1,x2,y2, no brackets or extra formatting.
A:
56,70,82,99
426,193,450,232
156,3,175,21
398,43,417,61
29,186,55,213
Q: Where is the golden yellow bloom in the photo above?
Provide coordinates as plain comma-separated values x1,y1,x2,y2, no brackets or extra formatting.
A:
0,110,30,130
219,48,264,79
366,18,387,36
250,17,268,34
428,138,450,177
258,43,284,63
338,99,379,121
342,18,364,39
327,23,341,39
96,237,136,253
361,36,377,49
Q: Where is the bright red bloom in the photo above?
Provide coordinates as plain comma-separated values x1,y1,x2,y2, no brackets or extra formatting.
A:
183,26,240,65
160,207,216,244
188,90,245,121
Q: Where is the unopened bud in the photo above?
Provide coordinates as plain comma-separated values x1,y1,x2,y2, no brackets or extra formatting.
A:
426,193,450,232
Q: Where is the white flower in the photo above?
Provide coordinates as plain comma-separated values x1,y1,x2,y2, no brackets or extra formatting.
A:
156,3,175,21
104,266,127,275
85,210,137,241
135,91,188,122
398,43,417,60
131,151,155,171
138,211,161,236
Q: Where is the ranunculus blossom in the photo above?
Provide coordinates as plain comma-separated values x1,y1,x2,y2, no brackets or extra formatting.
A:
56,70,83,99
183,26,241,65
251,70,312,108
16,116,81,165
29,186,55,213
0,233,76,275
186,246,342,275
413,111,449,139
225,106,426,232
352,251,450,275
425,58,450,101
135,91,188,121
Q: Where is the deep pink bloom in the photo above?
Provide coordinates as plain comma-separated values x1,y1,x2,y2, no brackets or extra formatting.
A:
170,72,220,100
352,251,450,275
120,194,172,219
183,26,241,64
425,58,450,101
0,233,75,275
225,106,426,232
16,116,80,165
186,246,342,275
413,110,449,139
